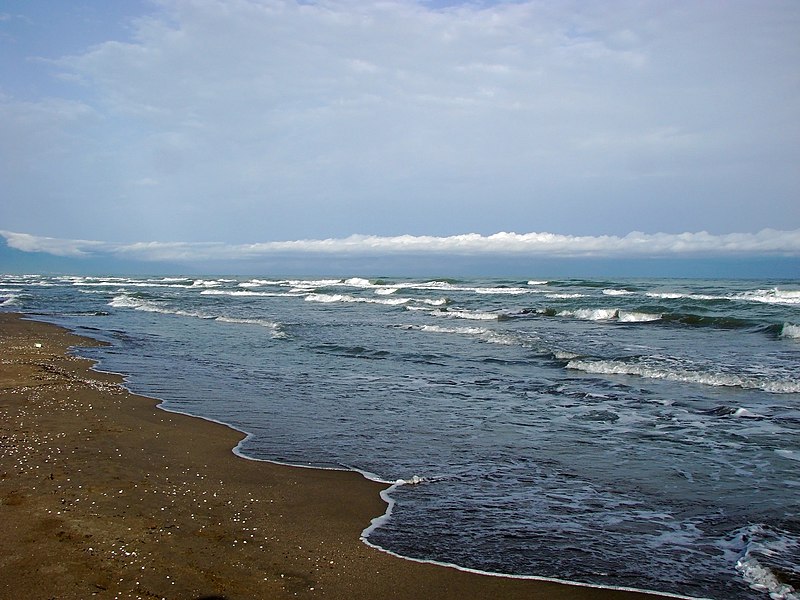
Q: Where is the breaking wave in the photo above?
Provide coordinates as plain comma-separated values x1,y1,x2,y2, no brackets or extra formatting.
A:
566,358,800,394
109,294,284,337
781,323,800,339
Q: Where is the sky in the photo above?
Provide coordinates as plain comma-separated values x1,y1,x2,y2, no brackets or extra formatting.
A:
1,0,798,275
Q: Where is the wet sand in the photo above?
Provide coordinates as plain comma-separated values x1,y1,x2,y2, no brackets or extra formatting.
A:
0,313,664,599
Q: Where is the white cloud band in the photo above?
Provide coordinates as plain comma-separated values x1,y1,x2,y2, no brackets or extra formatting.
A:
3,229,799,263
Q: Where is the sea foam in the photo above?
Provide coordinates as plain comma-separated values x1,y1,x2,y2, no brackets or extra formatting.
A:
559,308,618,321
566,359,800,394
305,293,410,306
781,323,800,339
0,294,19,307
618,311,662,323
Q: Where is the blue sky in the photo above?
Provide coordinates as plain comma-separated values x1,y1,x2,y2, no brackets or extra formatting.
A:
1,0,798,274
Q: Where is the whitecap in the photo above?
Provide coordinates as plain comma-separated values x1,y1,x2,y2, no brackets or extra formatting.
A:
0,294,20,307
109,294,204,319
645,292,686,300
277,278,342,289
559,308,618,321
603,289,635,296
190,279,225,288
474,287,530,295
732,407,763,418
416,324,492,336
200,289,302,297
418,298,449,306
109,294,154,310
305,293,409,306
547,293,588,299
432,309,500,321
412,324,518,345
781,323,800,339
737,288,800,306
645,291,726,301
240,278,286,287
618,311,662,323
566,359,800,394
736,555,798,599
343,277,373,287
397,475,425,485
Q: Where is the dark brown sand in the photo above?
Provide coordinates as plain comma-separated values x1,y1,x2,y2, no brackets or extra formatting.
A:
0,313,664,599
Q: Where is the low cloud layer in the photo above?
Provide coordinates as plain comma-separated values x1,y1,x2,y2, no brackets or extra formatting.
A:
3,229,799,264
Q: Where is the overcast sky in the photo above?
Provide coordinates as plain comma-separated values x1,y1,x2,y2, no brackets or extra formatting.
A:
1,0,798,270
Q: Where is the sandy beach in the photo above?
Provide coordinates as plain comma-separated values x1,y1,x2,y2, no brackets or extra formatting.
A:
0,312,666,600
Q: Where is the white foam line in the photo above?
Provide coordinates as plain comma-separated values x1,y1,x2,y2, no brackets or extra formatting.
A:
158,397,713,599
359,490,709,600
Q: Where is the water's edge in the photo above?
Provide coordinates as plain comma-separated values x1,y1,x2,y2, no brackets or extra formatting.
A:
26,312,707,600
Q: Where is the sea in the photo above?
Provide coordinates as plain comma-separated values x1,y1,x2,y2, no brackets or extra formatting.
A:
1,274,798,600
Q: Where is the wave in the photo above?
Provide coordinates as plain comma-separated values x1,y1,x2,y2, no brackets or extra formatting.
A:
109,294,284,337
431,309,501,321
109,294,213,320
357,280,536,296
342,277,373,287
699,406,764,419
644,291,715,301
73,278,192,289
736,288,800,306
189,279,228,288
237,278,344,290
618,311,663,322
474,287,532,295
305,293,410,306
215,316,285,337
313,343,391,360
549,306,778,331
775,449,800,462
558,308,620,321
238,279,272,288
546,293,588,299
200,289,303,298
109,294,162,312
731,524,799,600
285,278,344,288
566,358,800,394
660,313,761,331
545,307,666,322
781,323,800,339
406,324,519,346
0,293,20,307
413,324,492,336
643,288,800,306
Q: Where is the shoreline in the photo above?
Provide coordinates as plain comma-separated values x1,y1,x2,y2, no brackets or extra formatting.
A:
1,312,681,599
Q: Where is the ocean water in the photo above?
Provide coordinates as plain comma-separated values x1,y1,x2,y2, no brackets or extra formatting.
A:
1,274,799,600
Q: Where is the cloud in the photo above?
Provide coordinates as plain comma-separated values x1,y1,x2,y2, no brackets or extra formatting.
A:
3,229,799,264
2,1,798,243
0,231,106,257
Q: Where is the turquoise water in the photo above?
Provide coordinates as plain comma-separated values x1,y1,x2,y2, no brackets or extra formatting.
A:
2,274,799,599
